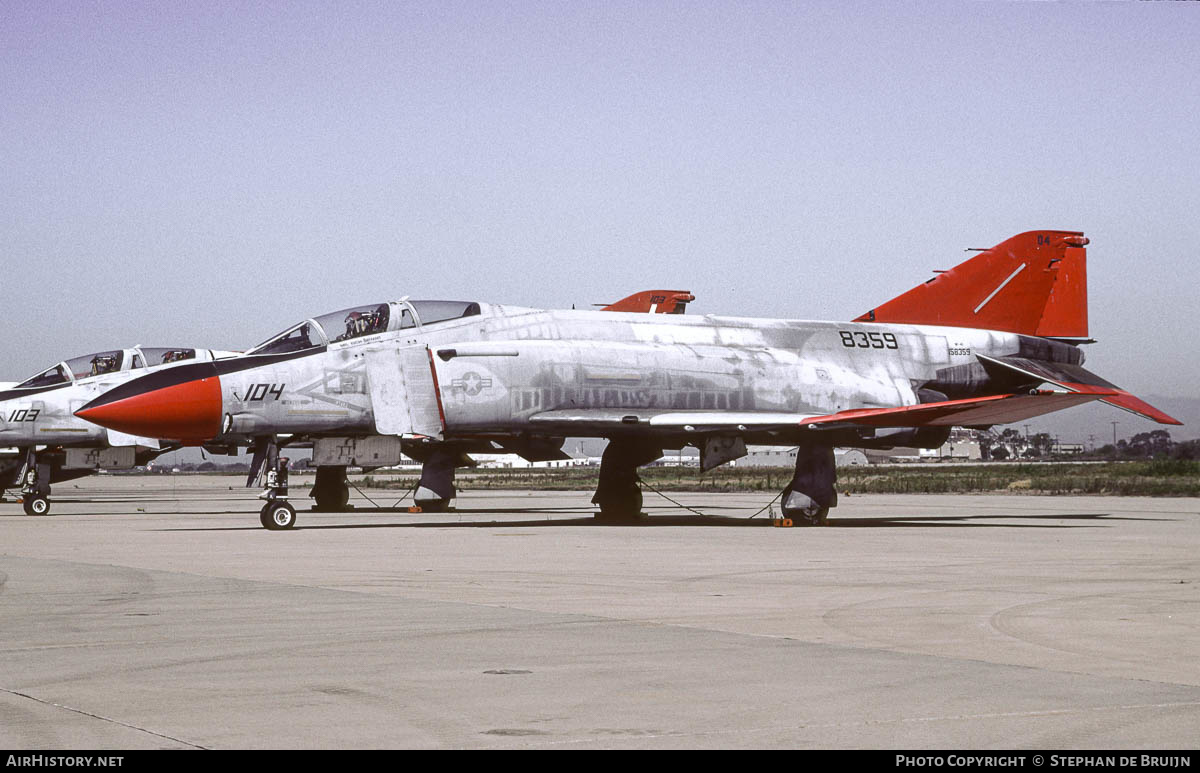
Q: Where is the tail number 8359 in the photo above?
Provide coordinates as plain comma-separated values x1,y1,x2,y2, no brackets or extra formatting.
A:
839,331,899,349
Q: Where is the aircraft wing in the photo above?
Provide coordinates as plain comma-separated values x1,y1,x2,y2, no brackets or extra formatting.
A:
529,409,822,433
976,354,1181,425
528,391,1109,434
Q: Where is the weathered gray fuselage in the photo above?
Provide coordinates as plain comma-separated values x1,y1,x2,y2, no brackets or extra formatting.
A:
214,303,1070,445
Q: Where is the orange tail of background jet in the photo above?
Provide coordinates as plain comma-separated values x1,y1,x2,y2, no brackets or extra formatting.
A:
601,290,695,314
856,230,1089,339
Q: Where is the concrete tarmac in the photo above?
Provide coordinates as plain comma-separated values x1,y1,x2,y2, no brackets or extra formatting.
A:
0,475,1197,749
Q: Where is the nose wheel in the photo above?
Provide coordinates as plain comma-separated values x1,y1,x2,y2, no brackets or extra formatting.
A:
22,495,50,516
260,501,297,530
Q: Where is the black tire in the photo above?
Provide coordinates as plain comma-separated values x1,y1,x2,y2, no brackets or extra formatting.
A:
781,488,829,526
23,495,50,516
595,485,643,523
312,484,350,512
261,501,297,530
796,506,829,526
415,498,451,513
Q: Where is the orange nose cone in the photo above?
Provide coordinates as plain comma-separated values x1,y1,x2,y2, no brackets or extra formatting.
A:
76,376,223,442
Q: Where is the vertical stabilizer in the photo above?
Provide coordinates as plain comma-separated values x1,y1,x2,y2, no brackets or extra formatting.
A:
856,230,1089,338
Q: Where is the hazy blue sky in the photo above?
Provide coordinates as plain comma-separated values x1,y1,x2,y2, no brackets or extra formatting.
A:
2,2,1197,427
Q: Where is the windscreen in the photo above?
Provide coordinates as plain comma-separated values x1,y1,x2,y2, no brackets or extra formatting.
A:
247,322,323,356
15,363,70,389
313,303,391,343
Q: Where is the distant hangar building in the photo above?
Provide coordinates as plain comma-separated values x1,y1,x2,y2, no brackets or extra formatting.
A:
736,446,869,468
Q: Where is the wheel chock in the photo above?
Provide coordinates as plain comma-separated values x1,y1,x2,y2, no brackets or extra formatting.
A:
772,518,793,528
408,505,423,513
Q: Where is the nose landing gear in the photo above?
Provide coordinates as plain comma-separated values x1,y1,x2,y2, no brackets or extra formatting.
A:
256,448,295,530
19,453,52,516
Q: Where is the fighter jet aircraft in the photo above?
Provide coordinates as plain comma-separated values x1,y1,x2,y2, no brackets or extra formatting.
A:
0,347,233,514
76,230,1179,530
0,289,683,519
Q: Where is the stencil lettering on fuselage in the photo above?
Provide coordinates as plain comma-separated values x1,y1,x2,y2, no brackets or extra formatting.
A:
292,361,371,414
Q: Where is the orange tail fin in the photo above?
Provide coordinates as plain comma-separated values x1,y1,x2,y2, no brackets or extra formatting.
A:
600,290,695,314
856,230,1089,338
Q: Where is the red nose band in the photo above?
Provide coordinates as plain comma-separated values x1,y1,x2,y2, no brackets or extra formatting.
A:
75,376,222,443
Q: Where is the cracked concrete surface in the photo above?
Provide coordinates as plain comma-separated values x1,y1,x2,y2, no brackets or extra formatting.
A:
1,476,1197,748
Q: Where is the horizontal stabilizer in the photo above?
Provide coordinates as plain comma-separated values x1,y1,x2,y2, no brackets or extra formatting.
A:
976,354,1182,425
805,391,1110,428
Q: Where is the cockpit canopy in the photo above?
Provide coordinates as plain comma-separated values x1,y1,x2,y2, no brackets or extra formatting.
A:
12,347,203,390
17,350,125,388
316,304,391,344
139,347,198,366
246,300,482,356
409,300,481,326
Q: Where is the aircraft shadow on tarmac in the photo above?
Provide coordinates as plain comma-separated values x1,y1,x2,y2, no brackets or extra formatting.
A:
155,508,1177,532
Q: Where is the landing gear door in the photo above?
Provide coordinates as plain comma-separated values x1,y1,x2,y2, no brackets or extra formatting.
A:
365,345,445,440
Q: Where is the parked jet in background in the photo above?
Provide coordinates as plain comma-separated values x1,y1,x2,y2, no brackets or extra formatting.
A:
77,230,1179,530
599,290,694,314
0,347,233,514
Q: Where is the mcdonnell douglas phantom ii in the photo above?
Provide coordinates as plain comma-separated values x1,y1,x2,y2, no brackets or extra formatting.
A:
0,290,685,518
76,230,1180,529
0,347,234,514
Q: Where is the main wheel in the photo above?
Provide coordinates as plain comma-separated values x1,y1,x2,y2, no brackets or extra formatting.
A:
23,495,50,516
261,501,297,530
312,484,350,512
594,484,644,523
795,506,829,526
781,487,829,526
414,497,451,513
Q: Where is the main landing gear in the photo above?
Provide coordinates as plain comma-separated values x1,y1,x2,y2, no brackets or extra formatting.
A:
413,448,458,513
591,440,662,523
309,465,350,512
779,442,838,526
